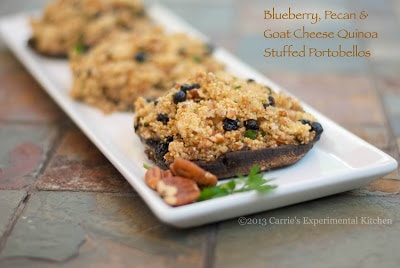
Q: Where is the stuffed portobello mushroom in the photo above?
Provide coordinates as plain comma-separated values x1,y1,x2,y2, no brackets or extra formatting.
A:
134,72,323,179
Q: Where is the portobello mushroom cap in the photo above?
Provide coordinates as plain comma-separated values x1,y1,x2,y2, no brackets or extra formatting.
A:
142,127,323,179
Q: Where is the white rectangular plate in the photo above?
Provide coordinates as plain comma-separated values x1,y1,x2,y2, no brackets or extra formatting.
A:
0,4,397,228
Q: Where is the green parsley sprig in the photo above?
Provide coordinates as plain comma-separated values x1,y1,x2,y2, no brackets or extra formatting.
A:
74,44,85,54
197,165,277,201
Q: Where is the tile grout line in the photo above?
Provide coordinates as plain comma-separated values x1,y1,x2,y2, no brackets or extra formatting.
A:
203,223,218,268
0,192,30,253
30,121,70,191
0,120,67,254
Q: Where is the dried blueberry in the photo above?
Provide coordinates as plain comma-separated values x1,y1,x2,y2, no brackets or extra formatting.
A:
135,51,147,63
145,97,158,105
263,95,275,108
154,137,173,161
180,83,192,92
155,142,169,161
157,113,169,125
300,119,323,135
311,122,324,135
180,83,201,92
299,119,312,126
223,118,240,131
244,119,259,130
191,83,200,89
268,96,275,106
265,86,272,94
173,90,186,104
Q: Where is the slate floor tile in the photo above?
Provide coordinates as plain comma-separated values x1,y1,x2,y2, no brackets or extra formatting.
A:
0,192,208,267
0,53,64,123
383,94,400,136
37,128,133,192
267,73,385,126
215,195,400,268
0,124,59,190
377,76,400,94
161,2,235,35
0,190,26,237
364,179,400,193
344,124,390,150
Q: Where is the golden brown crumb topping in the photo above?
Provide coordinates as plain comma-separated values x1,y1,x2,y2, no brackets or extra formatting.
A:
134,72,319,163
69,28,225,112
30,0,148,56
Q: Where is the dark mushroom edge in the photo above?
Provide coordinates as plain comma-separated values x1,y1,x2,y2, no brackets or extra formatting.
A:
140,123,323,179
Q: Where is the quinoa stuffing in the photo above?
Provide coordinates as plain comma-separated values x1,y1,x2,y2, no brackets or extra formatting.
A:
69,28,225,112
134,72,323,164
29,0,150,57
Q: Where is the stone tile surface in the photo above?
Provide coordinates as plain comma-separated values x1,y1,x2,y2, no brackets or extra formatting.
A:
372,60,400,78
0,192,94,262
0,190,26,237
0,53,65,123
215,195,400,268
377,76,400,94
383,94,400,136
0,0,48,16
267,73,386,125
382,168,400,181
344,125,390,150
36,128,132,192
162,0,236,35
364,179,400,194
0,124,59,190
0,192,208,266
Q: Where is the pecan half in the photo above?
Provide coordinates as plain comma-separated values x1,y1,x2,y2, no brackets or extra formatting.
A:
157,176,200,206
145,166,172,190
170,158,218,187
